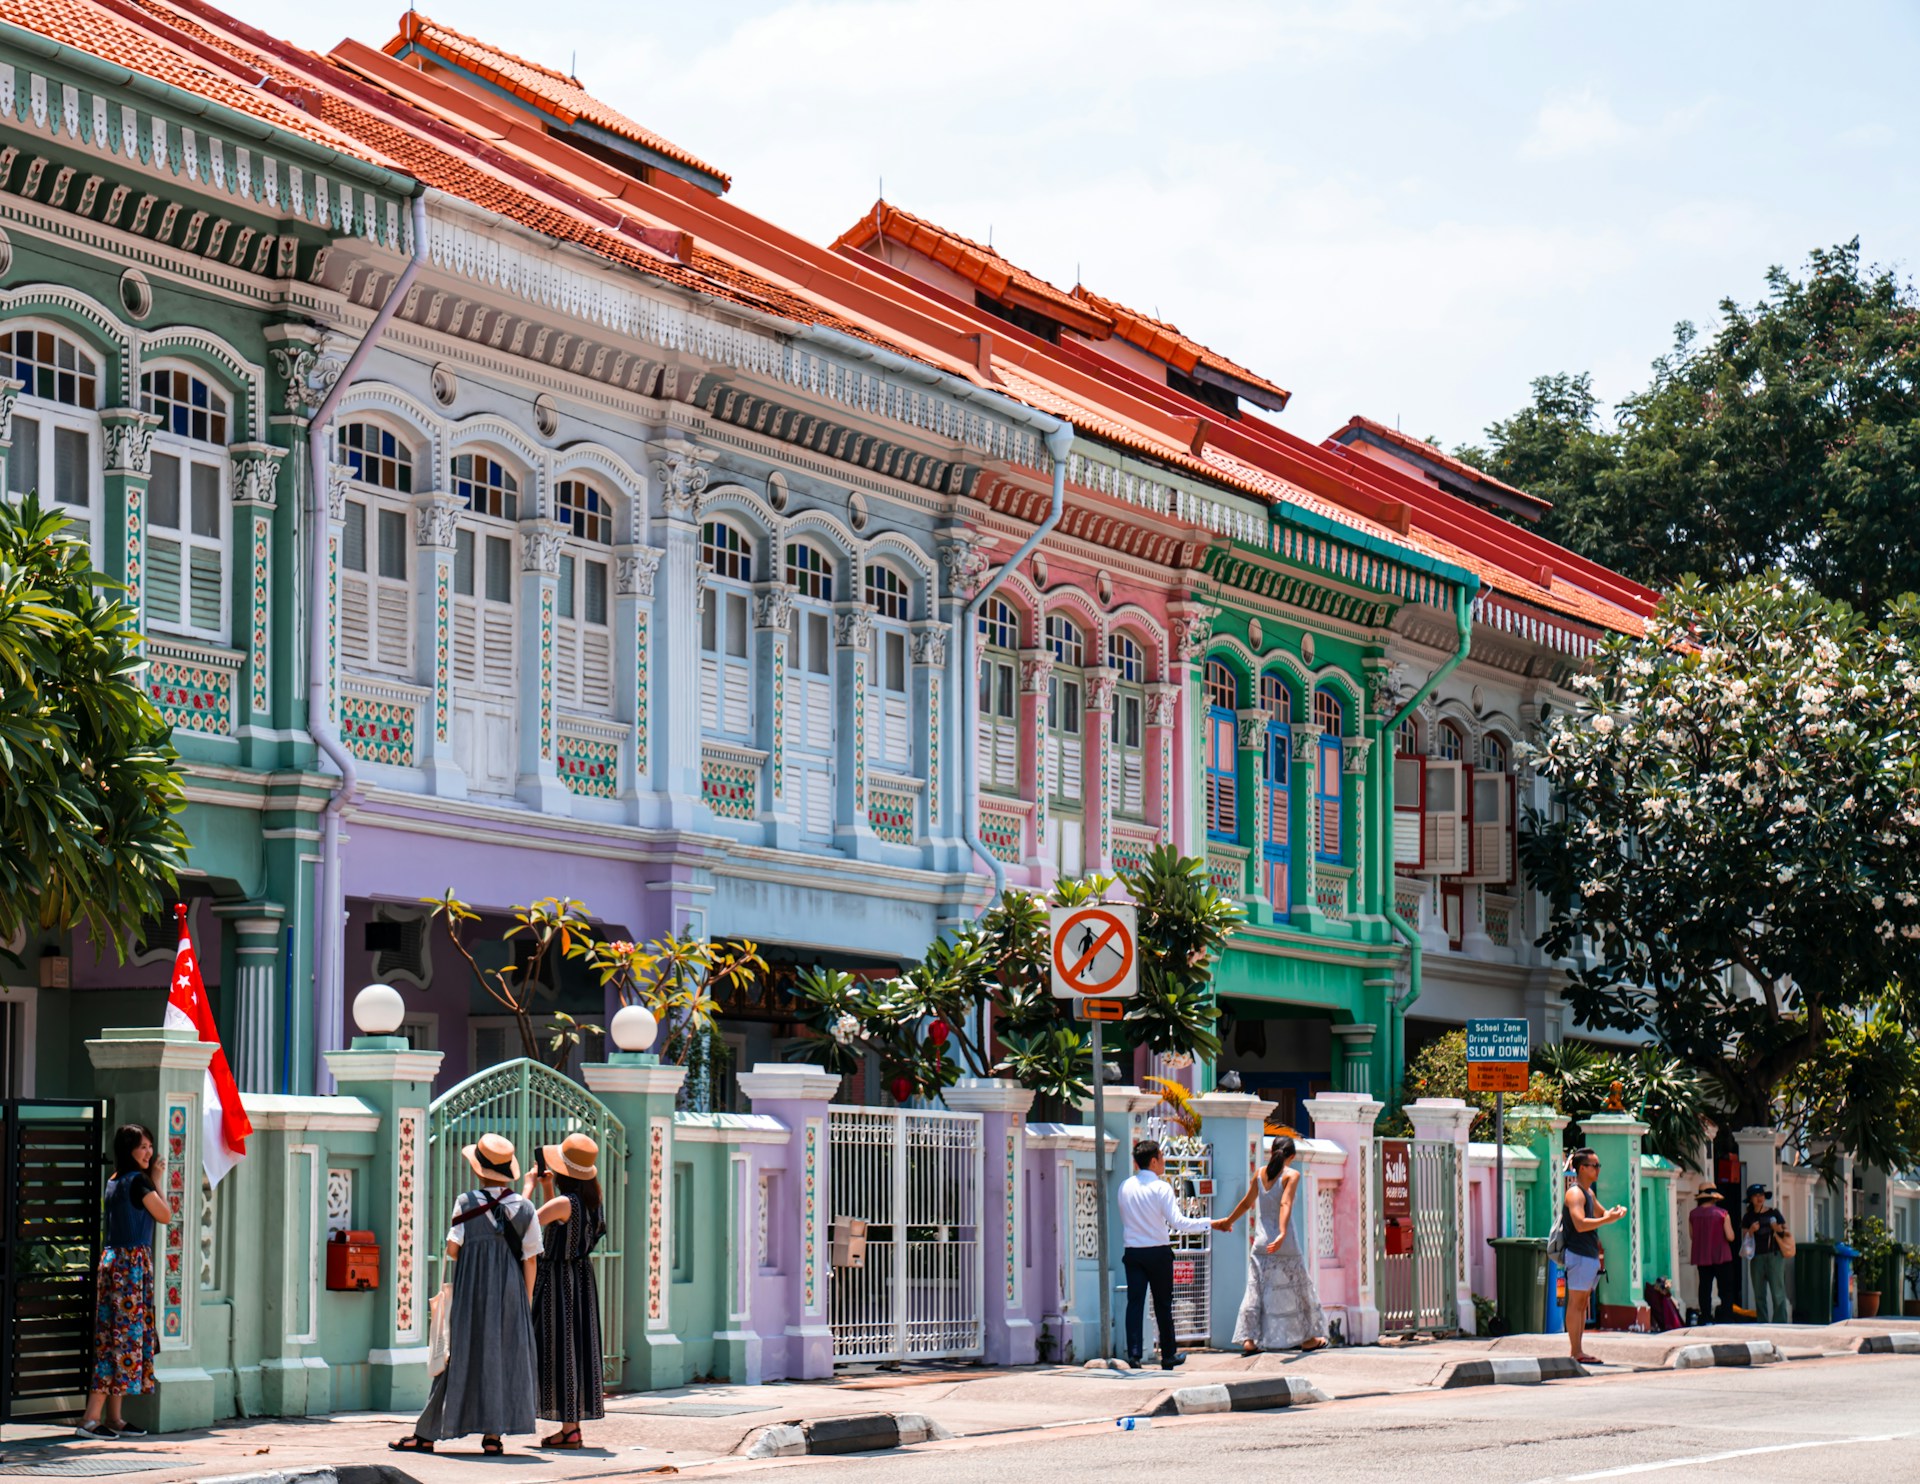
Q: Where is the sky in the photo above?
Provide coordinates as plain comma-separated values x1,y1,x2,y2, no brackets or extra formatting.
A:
238,0,1920,448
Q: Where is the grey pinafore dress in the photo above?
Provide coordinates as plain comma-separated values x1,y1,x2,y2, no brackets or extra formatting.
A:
414,1189,538,1441
1232,1171,1328,1351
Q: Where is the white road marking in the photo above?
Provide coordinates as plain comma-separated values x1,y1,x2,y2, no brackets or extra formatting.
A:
1563,1431,1915,1479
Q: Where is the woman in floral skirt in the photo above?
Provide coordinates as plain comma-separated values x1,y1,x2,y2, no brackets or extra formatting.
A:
76,1124,174,1440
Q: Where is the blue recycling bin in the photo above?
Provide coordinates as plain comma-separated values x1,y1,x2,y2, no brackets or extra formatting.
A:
1544,1257,1566,1334
1834,1242,1859,1321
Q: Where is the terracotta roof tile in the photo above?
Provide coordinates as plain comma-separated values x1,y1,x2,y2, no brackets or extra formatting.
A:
1070,285,1290,411
1334,413,1551,517
385,12,729,189
833,200,1113,339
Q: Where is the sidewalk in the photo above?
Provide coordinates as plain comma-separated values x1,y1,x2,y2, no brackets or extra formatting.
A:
4,1321,1914,1482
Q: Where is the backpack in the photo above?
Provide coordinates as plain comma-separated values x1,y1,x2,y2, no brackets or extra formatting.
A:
1545,1170,1570,1262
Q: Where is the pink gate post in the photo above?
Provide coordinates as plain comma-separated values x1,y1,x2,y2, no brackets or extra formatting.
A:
1301,1091,1383,1343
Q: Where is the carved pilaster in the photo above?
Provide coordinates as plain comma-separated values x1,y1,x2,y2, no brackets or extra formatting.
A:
411,492,459,550
0,376,24,445
834,605,875,651
326,461,355,522
520,520,565,576
1343,735,1373,775
1236,708,1268,750
1084,666,1117,713
754,585,796,631
228,441,285,509
652,445,710,522
910,623,948,668
937,536,989,600
1019,649,1054,694
1145,684,1180,729
100,407,160,476
1171,608,1213,663
616,544,664,598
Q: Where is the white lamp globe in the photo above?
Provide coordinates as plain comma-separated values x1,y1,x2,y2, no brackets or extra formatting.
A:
610,1003,659,1054
353,982,406,1036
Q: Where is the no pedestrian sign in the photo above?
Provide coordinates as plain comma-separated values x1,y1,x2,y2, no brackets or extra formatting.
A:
1049,904,1138,1000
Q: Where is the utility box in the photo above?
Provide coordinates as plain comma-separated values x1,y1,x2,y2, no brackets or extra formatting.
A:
830,1217,868,1269
325,1229,381,1291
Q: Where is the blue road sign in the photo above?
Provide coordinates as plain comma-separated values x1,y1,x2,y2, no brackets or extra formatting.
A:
1467,1017,1530,1062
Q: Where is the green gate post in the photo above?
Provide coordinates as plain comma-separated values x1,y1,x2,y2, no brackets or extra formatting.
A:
326,1031,443,1411
584,1054,688,1391
1577,1113,1649,1328
1514,1106,1570,1240
85,1028,218,1433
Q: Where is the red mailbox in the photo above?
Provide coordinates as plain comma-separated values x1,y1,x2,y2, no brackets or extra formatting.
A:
325,1229,381,1291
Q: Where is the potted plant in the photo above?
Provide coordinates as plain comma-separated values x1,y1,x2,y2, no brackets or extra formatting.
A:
1846,1216,1894,1318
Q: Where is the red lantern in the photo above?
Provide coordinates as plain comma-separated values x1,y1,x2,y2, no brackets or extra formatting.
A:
928,1020,950,1047
889,1074,913,1103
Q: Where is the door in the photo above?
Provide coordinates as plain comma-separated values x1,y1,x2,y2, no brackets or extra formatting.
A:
2,1098,105,1423
452,527,517,793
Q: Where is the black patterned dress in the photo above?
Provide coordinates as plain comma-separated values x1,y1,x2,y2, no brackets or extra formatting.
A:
531,1194,605,1423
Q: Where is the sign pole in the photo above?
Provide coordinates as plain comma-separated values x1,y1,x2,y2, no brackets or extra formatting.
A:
1092,1018,1111,1361
1495,1089,1506,1238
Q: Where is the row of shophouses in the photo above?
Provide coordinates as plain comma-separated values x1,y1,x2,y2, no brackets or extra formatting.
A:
0,3,1662,1121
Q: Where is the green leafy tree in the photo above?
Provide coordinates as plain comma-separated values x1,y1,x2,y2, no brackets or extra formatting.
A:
1523,576,1920,1139
1532,1041,1714,1170
1458,241,1920,614
1777,995,1920,1176
0,493,187,949
1382,1028,1562,1142
789,846,1238,1106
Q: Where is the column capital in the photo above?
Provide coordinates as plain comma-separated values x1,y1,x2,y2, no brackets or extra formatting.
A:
616,544,664,597
520,519,565,575
1235,708,1269,749
944,1078,1036,1117
1084,665,1117,713
737,1063,842,1104
100,406,161,476
753,583,795,631
411,490,460,549
583,1056,690,1099
1302,1091,1384,1130
910,622,948,668
0,375,24,444
652,442,714,522
833,603,875,650
1145,683,1180,728
228,441,286,508
1019,648,1054,694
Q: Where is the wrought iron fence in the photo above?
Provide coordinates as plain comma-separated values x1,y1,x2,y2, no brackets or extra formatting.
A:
1375,1137,1458,1335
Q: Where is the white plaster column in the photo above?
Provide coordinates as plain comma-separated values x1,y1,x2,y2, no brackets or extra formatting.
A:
1084,666,1117,873
614,543,662,807
652,445,709,819
213,902,285,1094
515,518,568,813
1146,683,1179,849
409,491,463,794
833,604,879,856
229,442,286,733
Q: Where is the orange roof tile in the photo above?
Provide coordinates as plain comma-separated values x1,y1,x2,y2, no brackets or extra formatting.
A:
834,201,1114,339
385,12,729,190
1070,285,1290,411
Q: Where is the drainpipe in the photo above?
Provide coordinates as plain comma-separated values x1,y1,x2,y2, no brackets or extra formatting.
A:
1380,584,1474,1106
307,193,431,1091
956,421,1074,909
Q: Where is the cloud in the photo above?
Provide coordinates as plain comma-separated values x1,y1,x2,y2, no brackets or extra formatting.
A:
1520,90,1635,161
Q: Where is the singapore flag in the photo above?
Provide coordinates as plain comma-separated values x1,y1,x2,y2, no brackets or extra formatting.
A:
163,904,252,1187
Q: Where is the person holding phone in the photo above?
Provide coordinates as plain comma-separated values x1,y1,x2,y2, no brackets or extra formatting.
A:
1561,1148,1626,1365
524,1134,606,1449
77,1124,174,1440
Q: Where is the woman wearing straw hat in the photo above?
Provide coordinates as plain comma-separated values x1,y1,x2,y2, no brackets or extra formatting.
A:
391,1133,541,1456
1687,1183,1737,1324
524,1133,608,1449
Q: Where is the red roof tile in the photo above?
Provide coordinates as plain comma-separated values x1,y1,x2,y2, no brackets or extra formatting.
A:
1070,285,1290,411
384,11,729,190
833,201,1114,339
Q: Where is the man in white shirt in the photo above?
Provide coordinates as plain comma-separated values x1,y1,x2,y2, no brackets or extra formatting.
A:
1118,1138,1213,1368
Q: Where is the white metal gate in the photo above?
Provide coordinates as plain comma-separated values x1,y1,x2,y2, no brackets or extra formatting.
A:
826,1107,984,1363
1375,1137,1458,1335
1150,1123,1214,1344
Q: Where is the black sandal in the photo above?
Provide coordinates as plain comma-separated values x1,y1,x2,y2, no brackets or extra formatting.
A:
541,1427,583,1449
482,1436,504,1456
388,1436,434,1453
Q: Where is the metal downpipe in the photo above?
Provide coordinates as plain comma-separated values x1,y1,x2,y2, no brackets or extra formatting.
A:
308,193,431,1091
1380,584,1474,1104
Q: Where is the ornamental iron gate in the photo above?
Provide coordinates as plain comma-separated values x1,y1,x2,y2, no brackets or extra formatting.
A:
1150,1123,1214,1344
2,1098,105,1423
826,1107,984,1363
428,1060,627,1387
1374,1136,1458,1335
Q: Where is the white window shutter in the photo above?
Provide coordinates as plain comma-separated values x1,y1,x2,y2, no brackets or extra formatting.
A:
341,573,372,663
376,583,411,670
452,601,478,683
700,655,719,732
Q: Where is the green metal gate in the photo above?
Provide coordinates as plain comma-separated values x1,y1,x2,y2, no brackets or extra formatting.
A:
428,1061,627,1387
1375,1137,1459,1335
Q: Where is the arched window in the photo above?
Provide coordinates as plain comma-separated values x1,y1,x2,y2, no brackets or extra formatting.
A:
1480,732,1508,774
1204,659,1239,841
785,541,834,601
1044,616,1085,811
555,478,615,717
1396,717,1420,757
867,564,911,771
1313,688,1344,862
976,597,1020,794
555,478,613,544
1261,674,1293,909
1108,633,1147,818
699,520,753,739
141,367,230,641
337,420,412,492
701,520,751,581
452,453,519,520
1469,731,1515,884
784,542,835,838
5,328,100,550
1437,721,1465,762
866,562,910,620
337,419,418,675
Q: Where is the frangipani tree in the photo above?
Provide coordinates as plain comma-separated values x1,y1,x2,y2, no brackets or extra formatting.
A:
1523,576,1920,1136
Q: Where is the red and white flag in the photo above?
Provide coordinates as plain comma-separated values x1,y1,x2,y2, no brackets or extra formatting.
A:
163,904,252,1188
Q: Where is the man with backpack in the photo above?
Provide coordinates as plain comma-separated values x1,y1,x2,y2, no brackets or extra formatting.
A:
1550,1147,1626,1365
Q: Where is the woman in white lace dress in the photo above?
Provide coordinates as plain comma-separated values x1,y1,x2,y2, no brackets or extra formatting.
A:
1213,1135,1328,1355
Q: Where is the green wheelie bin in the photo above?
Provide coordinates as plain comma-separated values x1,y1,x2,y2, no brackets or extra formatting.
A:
1794,1239,1836,1324
1488,1237,1550,1334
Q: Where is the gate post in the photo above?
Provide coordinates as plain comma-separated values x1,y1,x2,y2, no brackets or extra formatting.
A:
1515,1105,1570,1239
1300,1092,1383,1343
85,1028,218,1433
326,1030,444,1411
945,1079,1037,1364
1576,1112,1650,1330
738,1064,840,1379
1407,1098,1476,1334
1189,1092,1276,1350
583,1054,690,1391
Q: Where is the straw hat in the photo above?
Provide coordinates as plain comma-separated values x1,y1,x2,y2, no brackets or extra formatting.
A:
462,1132,520,1185
539,1133,599,1182
1695,1183,1723,1201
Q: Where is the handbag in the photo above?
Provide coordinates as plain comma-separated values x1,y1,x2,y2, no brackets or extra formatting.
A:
1776,1226,1796,1259
427,1283,452,1377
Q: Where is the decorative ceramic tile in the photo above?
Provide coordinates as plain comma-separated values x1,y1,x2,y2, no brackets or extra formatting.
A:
852,652,866,812
803,1119,820,1313
199,1170,215,1291
395,1109,421,1338
327,531,338,722
1032,694,1047,844
1072,1179,1099,1260
867,787,913,844
634,609,649,777
1158,733,1173,844
926,681,940,827
1314,872,1347,920
341,693,416,766
702,756,756,821
1206,853,1241,898
647,1120,666,1323
123,483,143,618
558,732,619,798
326,1167,353,1235
539,583,554,759
1113,836,1152,875
248,515,269,715
770,634,785,798
1004,1130,1018,1303
147,653,234,736
434,561,450,743
979,808,1021,864
161,1100,188,1343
